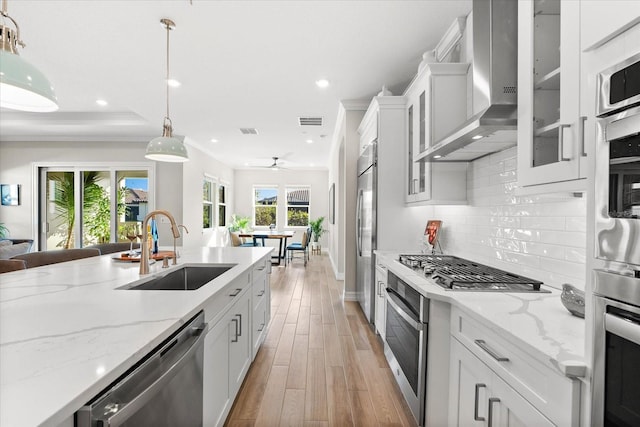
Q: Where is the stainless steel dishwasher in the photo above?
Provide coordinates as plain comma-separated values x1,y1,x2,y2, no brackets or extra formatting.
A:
76,311,207,427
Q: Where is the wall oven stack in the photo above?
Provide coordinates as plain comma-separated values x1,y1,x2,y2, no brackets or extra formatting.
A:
592,51,640,426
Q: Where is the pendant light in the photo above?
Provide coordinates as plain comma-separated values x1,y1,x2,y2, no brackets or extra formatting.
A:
145,18,189,162
0,0,58,112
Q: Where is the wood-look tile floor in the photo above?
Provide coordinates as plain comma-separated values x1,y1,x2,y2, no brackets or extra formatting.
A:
225,254,417,427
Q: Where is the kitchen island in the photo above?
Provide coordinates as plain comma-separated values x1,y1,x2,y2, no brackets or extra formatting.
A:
0,246,272,427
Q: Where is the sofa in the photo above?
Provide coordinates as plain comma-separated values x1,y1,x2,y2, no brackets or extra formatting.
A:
0,239,34,260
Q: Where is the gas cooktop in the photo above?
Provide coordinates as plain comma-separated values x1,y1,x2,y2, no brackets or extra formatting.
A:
398,254,549,292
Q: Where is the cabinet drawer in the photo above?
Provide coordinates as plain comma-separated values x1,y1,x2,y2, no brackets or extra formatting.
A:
451,307,579,426
204,272,251,326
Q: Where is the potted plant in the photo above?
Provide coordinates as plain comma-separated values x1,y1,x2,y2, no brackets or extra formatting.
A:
308,217,326,252
229,214,251,233
0,222,8,239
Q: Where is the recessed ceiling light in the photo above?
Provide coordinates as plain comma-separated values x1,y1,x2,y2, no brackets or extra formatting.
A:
433,155,442,159
472,135,483,140
310,163,315,167
167,79,181,87
306,139,313,144
96,99,108,106
315,79,330,88
210,138,218,143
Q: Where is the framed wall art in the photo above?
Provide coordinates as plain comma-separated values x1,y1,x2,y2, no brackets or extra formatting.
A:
1,184,20,206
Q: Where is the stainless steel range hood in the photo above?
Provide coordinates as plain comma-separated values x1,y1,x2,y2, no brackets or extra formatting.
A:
417,0,518,162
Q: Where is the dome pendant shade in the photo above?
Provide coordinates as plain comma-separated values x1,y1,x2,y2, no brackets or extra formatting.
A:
0,18,58,112
145,118,189,162
145,17,188,162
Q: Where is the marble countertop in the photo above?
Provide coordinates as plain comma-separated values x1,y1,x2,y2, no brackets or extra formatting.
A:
375,252,587,378
0,246,272,427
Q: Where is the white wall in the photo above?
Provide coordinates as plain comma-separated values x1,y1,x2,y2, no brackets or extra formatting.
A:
0,139,234,250
180,142,235,249
327,101,367,289
233,167,329,249
399,147,587,291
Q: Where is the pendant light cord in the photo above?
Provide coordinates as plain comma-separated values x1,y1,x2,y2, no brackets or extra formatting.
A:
165,21,171,121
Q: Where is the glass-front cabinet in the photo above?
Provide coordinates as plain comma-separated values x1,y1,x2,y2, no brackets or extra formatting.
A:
518,0,587,192
405,62,469,205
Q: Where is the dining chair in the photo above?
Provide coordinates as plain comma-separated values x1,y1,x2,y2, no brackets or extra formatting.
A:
11,248,101,269
0,259,27,273
229,230,258,247
285,229,310,266
87,242,140,255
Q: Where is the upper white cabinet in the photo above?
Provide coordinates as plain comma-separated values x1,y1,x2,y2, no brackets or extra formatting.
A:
405,63,469,205
580,1,640,51
517,0,588,193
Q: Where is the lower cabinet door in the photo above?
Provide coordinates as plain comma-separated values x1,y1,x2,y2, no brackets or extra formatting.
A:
203,318,231,427
449,338,494,426
228,290,252,397
449,339,554,427
491,374,554,427
252,295,267,358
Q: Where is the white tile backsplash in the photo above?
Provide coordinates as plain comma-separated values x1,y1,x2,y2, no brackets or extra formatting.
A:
428,147,587,291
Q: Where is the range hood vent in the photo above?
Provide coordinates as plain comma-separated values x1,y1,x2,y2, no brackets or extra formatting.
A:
419,0,518,162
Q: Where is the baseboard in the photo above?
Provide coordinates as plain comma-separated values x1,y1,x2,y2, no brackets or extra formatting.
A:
343,291,358,301
328,253,344,281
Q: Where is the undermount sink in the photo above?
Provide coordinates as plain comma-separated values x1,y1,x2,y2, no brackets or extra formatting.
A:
119,265,236,291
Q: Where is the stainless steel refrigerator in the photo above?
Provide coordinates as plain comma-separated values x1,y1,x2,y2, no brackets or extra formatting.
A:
356,142,377,323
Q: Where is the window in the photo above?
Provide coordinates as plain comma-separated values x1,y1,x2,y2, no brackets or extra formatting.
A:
218,184,227,227
254,187,277,226
39,166,152,250
286,186,309,227
203,178,213,229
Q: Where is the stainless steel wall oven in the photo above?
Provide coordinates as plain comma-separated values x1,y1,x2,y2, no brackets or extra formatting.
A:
384,271,429,426
593,51,640,427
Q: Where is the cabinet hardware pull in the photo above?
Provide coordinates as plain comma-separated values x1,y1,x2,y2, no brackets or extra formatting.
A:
413,178,418,194
256,266,266,271
488,397,500,427
258,323,265,332
229,288,242,297
257,290,265,297
474,339,509,362
558,123,571,161
236,314,242,337
579,116,587,157
474,383,486,421
231,318,239,342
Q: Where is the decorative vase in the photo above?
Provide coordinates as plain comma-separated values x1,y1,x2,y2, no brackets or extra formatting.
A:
560,284,585,318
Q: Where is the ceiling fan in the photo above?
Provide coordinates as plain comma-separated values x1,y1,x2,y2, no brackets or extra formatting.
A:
259,157,290,170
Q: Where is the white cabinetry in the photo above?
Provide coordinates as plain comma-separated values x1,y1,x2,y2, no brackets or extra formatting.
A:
580,1,640,51
203,256,271,427
449,339,553,427
251,259,270,359
449,307,580,426
374,261,387,338
518,0,587,193
405,63,468,204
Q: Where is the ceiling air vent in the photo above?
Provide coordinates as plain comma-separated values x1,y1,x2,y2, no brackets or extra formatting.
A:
239,128,258,135
298,116,323,126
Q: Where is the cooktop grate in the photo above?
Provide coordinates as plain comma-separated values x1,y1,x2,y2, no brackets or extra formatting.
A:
398,254,545,292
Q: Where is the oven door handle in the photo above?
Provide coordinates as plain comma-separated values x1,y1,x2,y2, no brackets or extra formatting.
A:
386,290,423,331
606,312,640,346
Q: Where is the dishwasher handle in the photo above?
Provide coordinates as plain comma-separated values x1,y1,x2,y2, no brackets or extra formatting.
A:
79,316,208,427
108,324,206,426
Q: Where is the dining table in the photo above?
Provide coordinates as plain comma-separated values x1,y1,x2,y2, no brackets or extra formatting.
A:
238,230,295,265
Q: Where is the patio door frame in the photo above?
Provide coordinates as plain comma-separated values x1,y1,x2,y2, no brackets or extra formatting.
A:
34,162,155,251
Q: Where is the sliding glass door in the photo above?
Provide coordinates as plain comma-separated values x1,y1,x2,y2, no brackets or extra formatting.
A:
39,166,152,250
